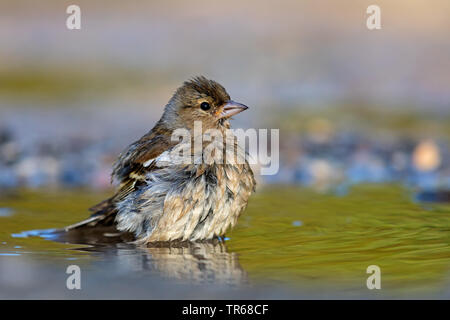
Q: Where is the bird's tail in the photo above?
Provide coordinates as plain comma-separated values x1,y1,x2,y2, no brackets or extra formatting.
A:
58,198,135,244
63,198,118,231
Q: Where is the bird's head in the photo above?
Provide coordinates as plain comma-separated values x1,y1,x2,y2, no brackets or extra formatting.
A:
161,76,248,131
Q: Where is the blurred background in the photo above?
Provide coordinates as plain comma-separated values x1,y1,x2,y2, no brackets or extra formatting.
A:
1,0,450,299
0,0,449,192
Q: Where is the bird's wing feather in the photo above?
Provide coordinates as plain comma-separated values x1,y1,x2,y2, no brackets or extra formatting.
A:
111,133,172,185
66,129,174,231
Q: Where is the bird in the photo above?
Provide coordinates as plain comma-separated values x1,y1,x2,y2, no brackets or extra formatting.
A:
64,76,256,245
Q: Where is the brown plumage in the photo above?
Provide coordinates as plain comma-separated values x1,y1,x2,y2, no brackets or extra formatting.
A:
64,77,256,244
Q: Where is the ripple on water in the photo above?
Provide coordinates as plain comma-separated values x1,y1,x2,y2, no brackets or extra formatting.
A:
0,185,449,298
11,228,59,240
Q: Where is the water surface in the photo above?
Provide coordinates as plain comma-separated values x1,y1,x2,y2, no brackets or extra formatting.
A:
0,185,449,299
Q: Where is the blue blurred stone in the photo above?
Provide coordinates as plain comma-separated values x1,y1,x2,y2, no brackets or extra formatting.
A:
408,170,440,190
416,190,450,203
0,167,18,188
60,167,87,186
346,159,391,184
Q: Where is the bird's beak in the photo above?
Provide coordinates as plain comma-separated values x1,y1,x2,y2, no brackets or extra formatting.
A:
219,100,249,119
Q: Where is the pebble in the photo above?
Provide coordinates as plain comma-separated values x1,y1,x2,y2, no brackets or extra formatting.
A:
412,139,441,172
0,126,448,195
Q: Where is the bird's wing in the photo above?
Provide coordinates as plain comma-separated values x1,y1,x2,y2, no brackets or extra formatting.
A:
104,132,174,208
111,133,172,185
65,130,174,231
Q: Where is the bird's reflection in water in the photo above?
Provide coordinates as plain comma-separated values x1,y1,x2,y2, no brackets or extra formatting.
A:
140,242,247,285
53,228,247,285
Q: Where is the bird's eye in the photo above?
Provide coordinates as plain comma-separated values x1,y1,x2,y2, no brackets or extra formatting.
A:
200,102,211,111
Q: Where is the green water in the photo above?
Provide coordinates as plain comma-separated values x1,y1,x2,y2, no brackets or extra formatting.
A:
0,185,449,298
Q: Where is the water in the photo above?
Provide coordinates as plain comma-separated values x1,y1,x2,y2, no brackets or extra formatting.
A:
0,185,449,299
